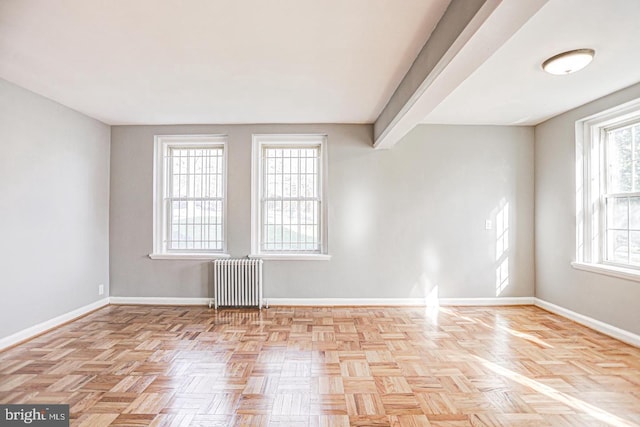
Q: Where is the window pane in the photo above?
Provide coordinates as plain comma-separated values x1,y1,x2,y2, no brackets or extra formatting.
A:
607,197,629,229
283,174,291,197
631,231,640,266
178,175,187,197
635,125,640,191
607,230,629,264
608,127,632,193
207,176,217,198
630,197,640,230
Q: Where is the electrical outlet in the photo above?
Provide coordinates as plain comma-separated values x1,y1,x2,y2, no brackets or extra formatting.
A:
98,284,104,296
485,220,492,230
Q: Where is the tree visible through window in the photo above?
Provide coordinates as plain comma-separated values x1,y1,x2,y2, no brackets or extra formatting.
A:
604,122,640,266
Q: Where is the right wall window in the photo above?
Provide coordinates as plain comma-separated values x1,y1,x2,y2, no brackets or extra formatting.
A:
603,122,640,267
576,98,640,273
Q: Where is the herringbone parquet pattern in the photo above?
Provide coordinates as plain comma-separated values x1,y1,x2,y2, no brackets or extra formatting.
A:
1,305,639,426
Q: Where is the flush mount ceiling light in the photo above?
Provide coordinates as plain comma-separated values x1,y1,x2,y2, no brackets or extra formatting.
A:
542,48,595,75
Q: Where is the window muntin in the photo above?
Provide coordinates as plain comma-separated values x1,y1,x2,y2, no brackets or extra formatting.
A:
603,122,640,267
154,136,226,255
252,135,328,257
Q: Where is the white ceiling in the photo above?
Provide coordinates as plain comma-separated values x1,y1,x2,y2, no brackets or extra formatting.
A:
4,0,639,130
422,0,640,126
0,0,450,125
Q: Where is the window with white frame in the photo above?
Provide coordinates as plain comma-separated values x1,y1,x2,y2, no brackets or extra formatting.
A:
603,122,640,266
151,135,228,258
576,99,640,273
251,135,329,259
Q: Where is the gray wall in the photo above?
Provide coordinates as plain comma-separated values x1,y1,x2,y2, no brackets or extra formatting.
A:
110,124,534,300
0,78,110,339
535,82,640,335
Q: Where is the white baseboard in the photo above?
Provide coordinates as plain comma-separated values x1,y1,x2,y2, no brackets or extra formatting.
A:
534,298,640,348
109,297,211,305
0,298,109,351
266,297,534,306
106,296,535,307
438,297,534,306
267,298,426,306
108,296,421,308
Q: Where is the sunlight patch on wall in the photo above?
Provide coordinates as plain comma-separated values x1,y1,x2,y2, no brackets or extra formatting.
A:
495,200,510,296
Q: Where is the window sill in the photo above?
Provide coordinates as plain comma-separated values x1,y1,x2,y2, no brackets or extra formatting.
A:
249,253,332,261
149,253,231,260
571,262,640,282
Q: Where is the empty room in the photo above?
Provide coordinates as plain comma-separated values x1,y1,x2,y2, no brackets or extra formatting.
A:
1,0,640,426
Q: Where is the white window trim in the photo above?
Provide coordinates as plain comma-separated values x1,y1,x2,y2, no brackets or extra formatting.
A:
250,134,331,261
149,252,230,260
575,97,640,278
571,261,640,283
150,134,230,260
248,253,332,261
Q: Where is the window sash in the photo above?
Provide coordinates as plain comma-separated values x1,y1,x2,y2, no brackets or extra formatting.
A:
165,198,225,252
602,194,640,267
154,136,227,254
259,143,323,253
601,121,640,268
260,200,322,252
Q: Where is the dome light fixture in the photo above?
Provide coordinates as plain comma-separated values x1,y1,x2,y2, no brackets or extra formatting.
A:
542,48,595,75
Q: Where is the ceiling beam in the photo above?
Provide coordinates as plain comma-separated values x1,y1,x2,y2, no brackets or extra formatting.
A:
373,0,548,149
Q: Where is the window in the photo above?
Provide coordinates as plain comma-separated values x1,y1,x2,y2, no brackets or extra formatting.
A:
575,99,640,277
151,135,229,259
603,123,640,266
251,134,330,260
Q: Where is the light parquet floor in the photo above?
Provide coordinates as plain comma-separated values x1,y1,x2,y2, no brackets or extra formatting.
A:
1,304,639,426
